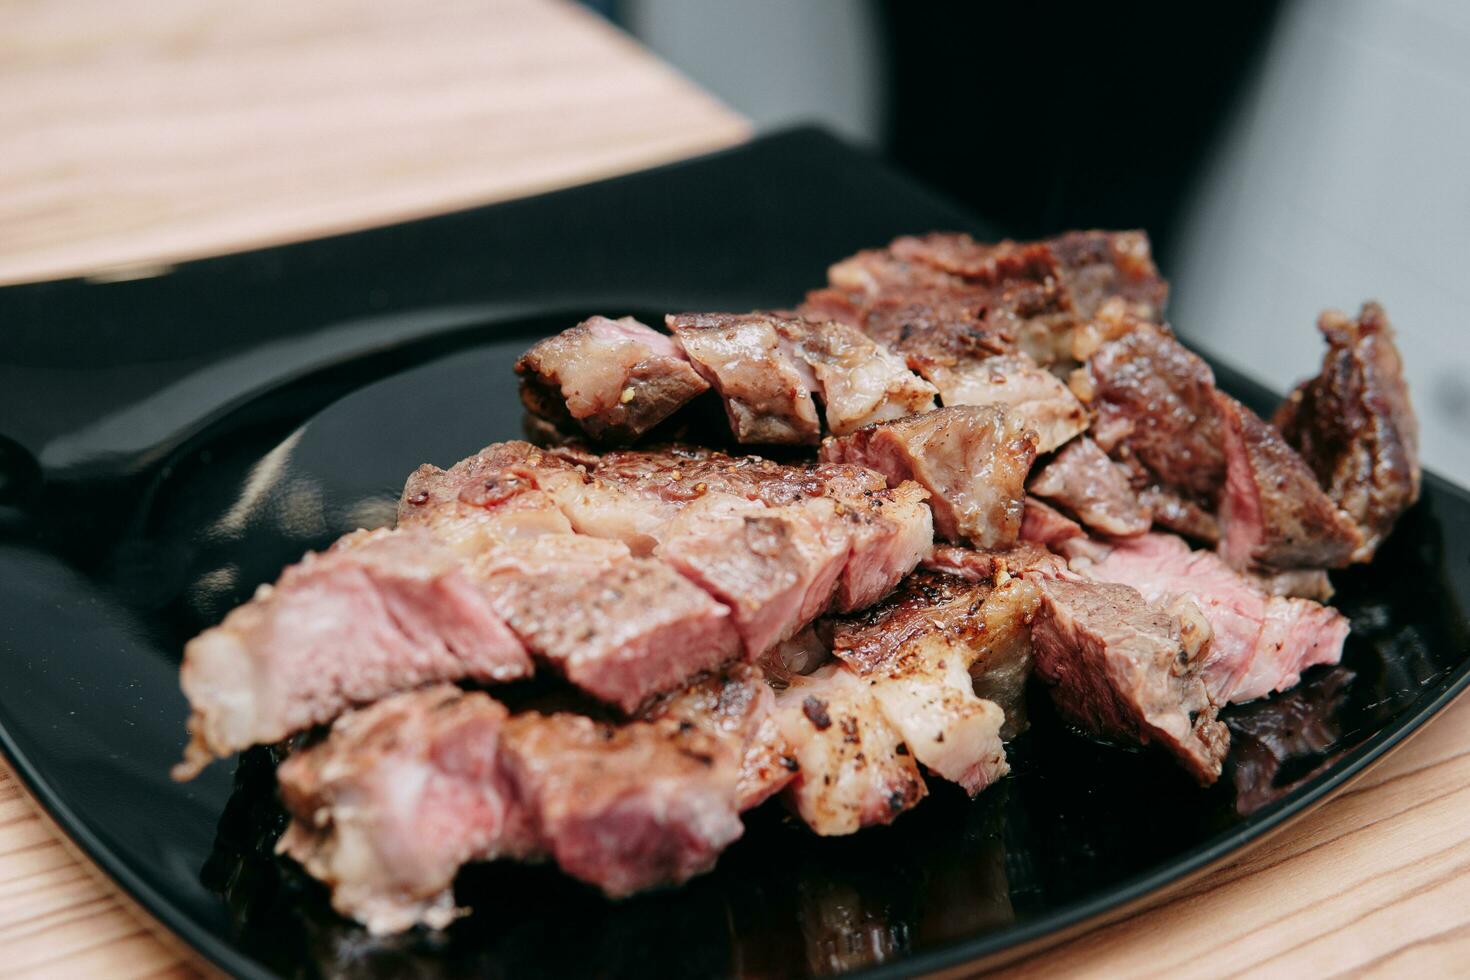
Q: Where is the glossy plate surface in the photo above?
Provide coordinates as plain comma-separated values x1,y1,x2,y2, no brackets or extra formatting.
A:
1,130,1467,979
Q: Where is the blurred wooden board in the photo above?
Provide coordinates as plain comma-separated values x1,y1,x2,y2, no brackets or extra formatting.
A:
0,0,747,285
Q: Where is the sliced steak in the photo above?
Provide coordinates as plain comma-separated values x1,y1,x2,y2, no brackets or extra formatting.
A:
1215,392,1362,570
642,663,796,811
1068,532,1350,704
276,686,536,934
480,547,742,713
515,315,709,442
773,664,928,835
772,317,938,435
1030,578,1228,784
821,405,1037,547
1019,496,1086,546
1274,302,1420,560
666,312,821,444
923,541,1074,583
925,353,1090,453
559,447,933,621
1029,435,1151,536
1081,322,1226,530
499,711,744,898
278,686,747,930
174,528,533,780
832,568,1036,747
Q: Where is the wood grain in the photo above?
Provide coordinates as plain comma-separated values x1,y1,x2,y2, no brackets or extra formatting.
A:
0,0,747,285
3,0,1467,976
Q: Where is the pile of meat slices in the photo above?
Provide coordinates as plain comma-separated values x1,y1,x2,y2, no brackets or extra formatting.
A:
173,230,1421,935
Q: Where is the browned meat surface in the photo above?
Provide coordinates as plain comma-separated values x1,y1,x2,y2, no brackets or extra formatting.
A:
278,686,747,931
772,317,938,435
926,353,1090,453
276,686,538,934
1215,393,1362,570
666,312,821,444
480,550,742,713
1274,302,1420,561
515,315,709,442
1030,578,1228,784
1066,533,1350,704
923,541,1074,583
1081,322,1226,530
801,230,1166,380
405,442,929,663
821,405,1037,548
641,664,796,811
174,528,533,780
773,664,928,835
562,447,933,618
1029,435,1151,536
1020,496,1085,546
832,569,1037,745
499,710,743,898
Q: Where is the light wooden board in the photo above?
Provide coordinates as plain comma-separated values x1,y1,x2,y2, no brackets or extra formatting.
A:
3,0,1467,976
0,0,747,285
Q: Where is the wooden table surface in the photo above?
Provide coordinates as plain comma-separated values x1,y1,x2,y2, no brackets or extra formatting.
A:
2,1,1467,976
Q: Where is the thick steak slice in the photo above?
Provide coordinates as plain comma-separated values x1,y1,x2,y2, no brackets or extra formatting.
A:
772,317,938,435
1068,533,1349,704
1030,578,1228,785
1020,496,1086,546
515,316,709,442
499,711,744,898
1081,322,1226,530
1029,435,1151,536
276,686,536,934
557,447,932,624
773,664,928,835
658,499,851,656
1215,393,1362,570
642,664,797,811
1274,302,1420,561
666,312,821,444
821,405,1037,548
832,568,1036,749
174,528,532,780
278,686,748,930
925,353,1090,453
481,551,742,713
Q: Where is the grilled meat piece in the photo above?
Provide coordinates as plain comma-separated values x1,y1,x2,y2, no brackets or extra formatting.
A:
772,317,939,435
1019,496,1086,547
773,664,928,835
278,685,747,932
642,664,796,810
173,528,533,780
1067,533,1349,704
1030,578,1228,784
666,312,822,444
480,551,742,713
1274,303,1420,561
832,568,1037,746
276,686,536,934
515,315,709,442
924,353,1090,453
557,447,933,619
1082,322,1226,530
1215,393,1363,570
923,541,1073,583
821,405,1037,548
1029,435,1151,537
499,711,744,898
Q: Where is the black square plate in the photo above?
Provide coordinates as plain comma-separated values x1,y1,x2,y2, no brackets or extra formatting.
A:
1,129,1467,979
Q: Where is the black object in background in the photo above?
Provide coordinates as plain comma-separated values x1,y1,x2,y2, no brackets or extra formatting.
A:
880,1,1282,262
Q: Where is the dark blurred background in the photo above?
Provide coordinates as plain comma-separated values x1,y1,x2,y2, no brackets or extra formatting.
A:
604,0,1470,485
